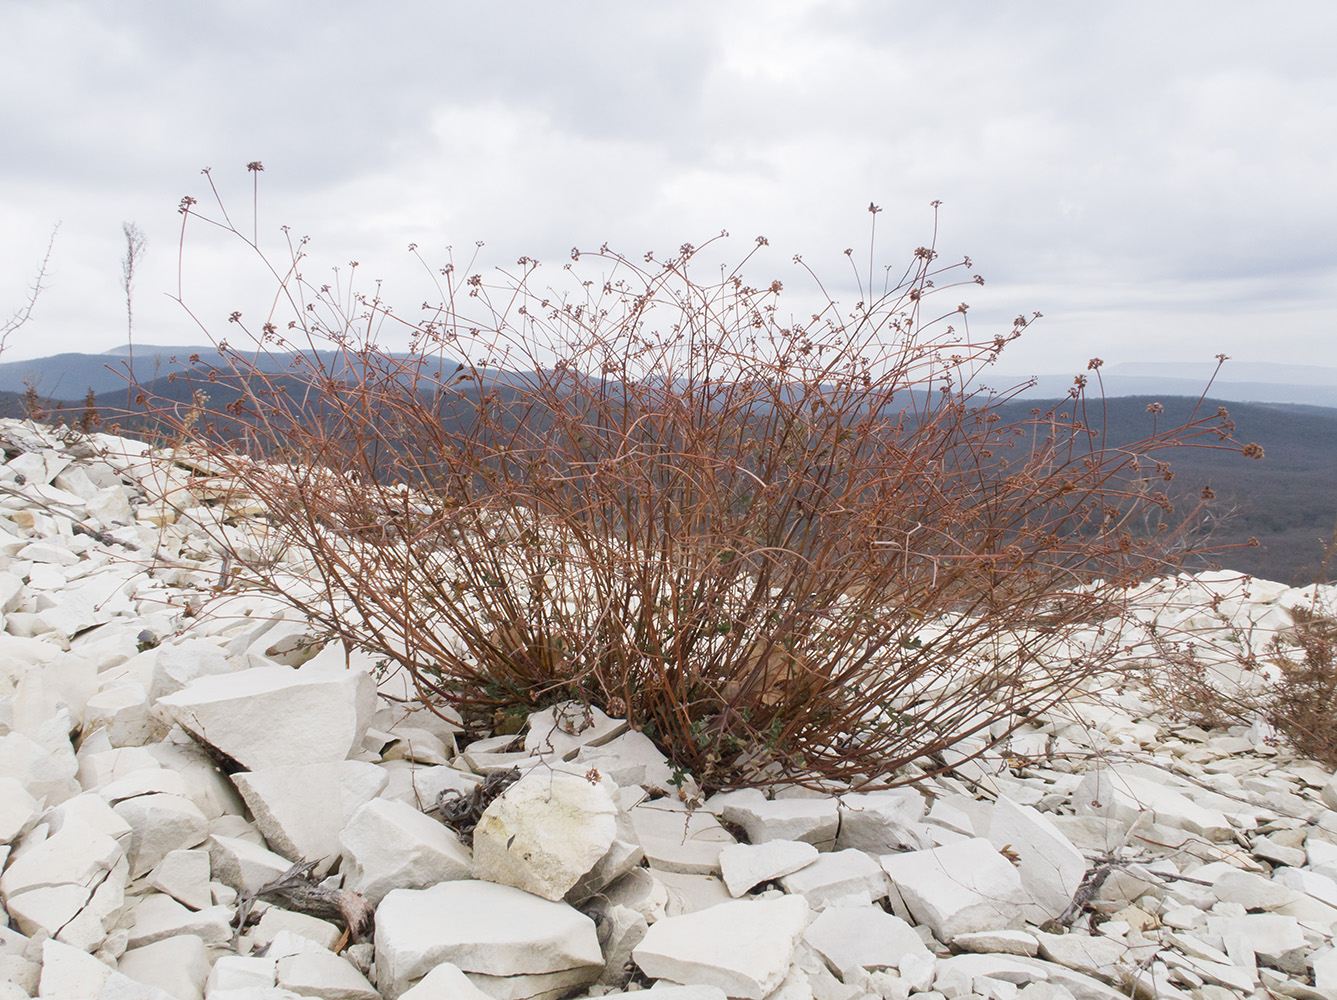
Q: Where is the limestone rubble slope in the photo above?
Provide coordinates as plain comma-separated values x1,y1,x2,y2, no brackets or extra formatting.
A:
2,418,1337,1000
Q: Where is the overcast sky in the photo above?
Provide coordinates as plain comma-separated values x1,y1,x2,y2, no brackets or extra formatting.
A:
2,1,1334,381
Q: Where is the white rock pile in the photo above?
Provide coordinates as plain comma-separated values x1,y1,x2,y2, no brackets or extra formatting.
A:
3,419,1337,1000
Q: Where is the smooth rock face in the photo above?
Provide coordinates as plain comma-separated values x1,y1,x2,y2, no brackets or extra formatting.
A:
881,838,1029,942
719,840,819,897
803,905,930,980
339,796,472,905
157,664,376,771
714,790,840,850
231,760,388,869
633,894,810,999
374,880,603,999
987,796,1087,923
471,768,619,901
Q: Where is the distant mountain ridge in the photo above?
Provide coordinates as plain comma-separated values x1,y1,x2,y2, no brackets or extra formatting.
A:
6,349,1333,409
990,361,1337,409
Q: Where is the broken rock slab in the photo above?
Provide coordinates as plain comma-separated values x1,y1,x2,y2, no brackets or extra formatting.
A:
987,796,1087,924
471,767,621,902
157,663,376,771
719,840,819,897
633,894,810,999
880,838,1029,943
711,789,840,850
231,760,388,869
373,880,603,1000
803,905,931,983
338,796,472,906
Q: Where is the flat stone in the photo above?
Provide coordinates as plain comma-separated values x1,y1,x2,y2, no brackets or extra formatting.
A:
37,937,174,1000
117,933,212,1000
953,931,1041,957
524,701,630,759
777,848,888,910
147,848,213,911
719,840,818,897
472,768,619,901
276,950,380,1000
207,955,278,994
1206,913,1306,964
0,816,128,948
158,663,376,771
631,800,736,875
338,796,472,906
374,880,602,999
0,728,80,805
713,789,840,850
880,839,1028,943
1074,767,1233,841
803,905,930,981
1273,866,1337,908
398,962,495,1000
836,790,928,853
633,894,810,999
1033,932,1129,980
232,760,388,869
1212,867,1302,910
111,791,209,878
987,796,1087,923
0,776,40,844
124,892,233,948
208,833,294,894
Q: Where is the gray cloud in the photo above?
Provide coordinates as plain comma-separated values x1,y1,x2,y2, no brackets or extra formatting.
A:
1,0,1333,381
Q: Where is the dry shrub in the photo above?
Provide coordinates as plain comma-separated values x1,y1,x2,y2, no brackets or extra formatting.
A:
1268,606,1337,765
135,168,1262,790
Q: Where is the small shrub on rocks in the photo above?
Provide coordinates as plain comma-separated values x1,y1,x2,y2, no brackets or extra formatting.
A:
135,167,1262,790
1268,606,1337,766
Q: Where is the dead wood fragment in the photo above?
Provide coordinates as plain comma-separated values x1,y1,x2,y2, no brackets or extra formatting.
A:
233,859,375,950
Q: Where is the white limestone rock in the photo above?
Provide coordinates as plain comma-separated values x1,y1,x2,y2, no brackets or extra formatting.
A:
37,937,175,1000
777,848,889,911
157,663,376,771
631,800,736,875
0,817,128,949
147,848,213,911
632,894,810,999
719,840,819,897
338,796,472,906
246,907,344,954
524,701,630,759
207,955,279,994
83,680,155,747
209,833,296,894
231,760,388,869
0,726,80,806
880,838,1028,943
1073,767,1233,841
124,891,233,949
585,899,649,986
276,950,380,1000
571,728,682,796
373,880,603,999
397,962,495,1000
713,789,840,850
954,931,1041,957
0,775,40,844
987,796,1088,924
836,790,929,853
803,905,930,982
471,768,620,901
148,638,233,701
111,791,209,878
117,933,212,1000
